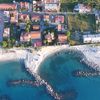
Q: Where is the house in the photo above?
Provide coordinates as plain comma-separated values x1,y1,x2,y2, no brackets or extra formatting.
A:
3,11,10,22
83,34,100,43
20,2,30,11
20,32,30,42
10,11,18,23
31,14,41,22
55,15,64,23
33,0,43,12
0,4,17,10
44,31,55,43
3,28,10,38
93,9,100,32
58,34,67,44
32,25,40,31
30,31,42,47
43,14,50,22
74,4,92,13
43,0,60,12
57,24,65,31
44,3,59,12
43,0,59,4
20,31,42,47
19,13,30,22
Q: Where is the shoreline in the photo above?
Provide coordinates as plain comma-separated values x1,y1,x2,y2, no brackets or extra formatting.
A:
24,45,100,74
0,45,100,100
0,45,100,72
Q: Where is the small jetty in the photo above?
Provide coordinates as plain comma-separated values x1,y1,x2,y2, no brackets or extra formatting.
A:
7,79,61,100
7,79,43,87
72,70,100,77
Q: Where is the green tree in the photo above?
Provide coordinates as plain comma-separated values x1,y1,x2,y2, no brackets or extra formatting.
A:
66,31,71,41
25,20,31,32
2,41,8,48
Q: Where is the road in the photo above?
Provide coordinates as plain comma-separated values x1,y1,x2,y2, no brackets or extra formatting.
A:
0,11,4,42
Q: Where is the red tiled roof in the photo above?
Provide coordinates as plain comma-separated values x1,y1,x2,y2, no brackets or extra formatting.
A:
19,14,30,21
58,34,67,42
0,4,17,10
30,31,41,39
32,15,40,20
33,25,40,30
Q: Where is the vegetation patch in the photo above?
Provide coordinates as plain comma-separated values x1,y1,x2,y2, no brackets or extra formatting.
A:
68,14,96,32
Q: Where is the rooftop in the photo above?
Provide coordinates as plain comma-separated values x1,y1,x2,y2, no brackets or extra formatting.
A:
0,4,17,10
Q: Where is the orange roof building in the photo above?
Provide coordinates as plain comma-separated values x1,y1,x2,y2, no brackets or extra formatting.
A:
20,31,41,42
29,31,41,39
31,15,41,21
44,14,49,21
58,34,67,43
32,25,40,30
0,4,17,10
19,14,30,22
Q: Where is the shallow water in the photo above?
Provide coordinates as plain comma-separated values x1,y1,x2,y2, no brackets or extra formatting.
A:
0,50,100,100
38,51,100,100
0,60,53,100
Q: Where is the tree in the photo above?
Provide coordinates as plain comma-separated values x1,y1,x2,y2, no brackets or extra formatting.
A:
66,31,71,41
2,41,8,48
25,20,31,32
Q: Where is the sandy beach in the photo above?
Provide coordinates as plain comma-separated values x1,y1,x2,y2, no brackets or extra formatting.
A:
24,45,100,74
0,45,100,72
0,49,27,61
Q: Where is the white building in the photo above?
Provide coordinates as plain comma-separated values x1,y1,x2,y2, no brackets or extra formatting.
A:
74,4,91,13
83,34,100,43
44,3,59,12
43,0,60,12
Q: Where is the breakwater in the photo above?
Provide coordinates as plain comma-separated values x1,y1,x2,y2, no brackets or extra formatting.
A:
23,46,100,100
72,70,100,77
7,79,42,87
81,57,100,71
24,46,69,100
26,68,62,100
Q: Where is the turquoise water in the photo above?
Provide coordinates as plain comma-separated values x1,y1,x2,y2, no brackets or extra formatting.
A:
38,50,100,100
0,60,53,100
0,50,100,100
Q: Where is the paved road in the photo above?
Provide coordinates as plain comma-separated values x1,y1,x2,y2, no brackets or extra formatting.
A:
0,11,4,42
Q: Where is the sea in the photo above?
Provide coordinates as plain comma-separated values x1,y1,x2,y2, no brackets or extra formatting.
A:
0,50,100,100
